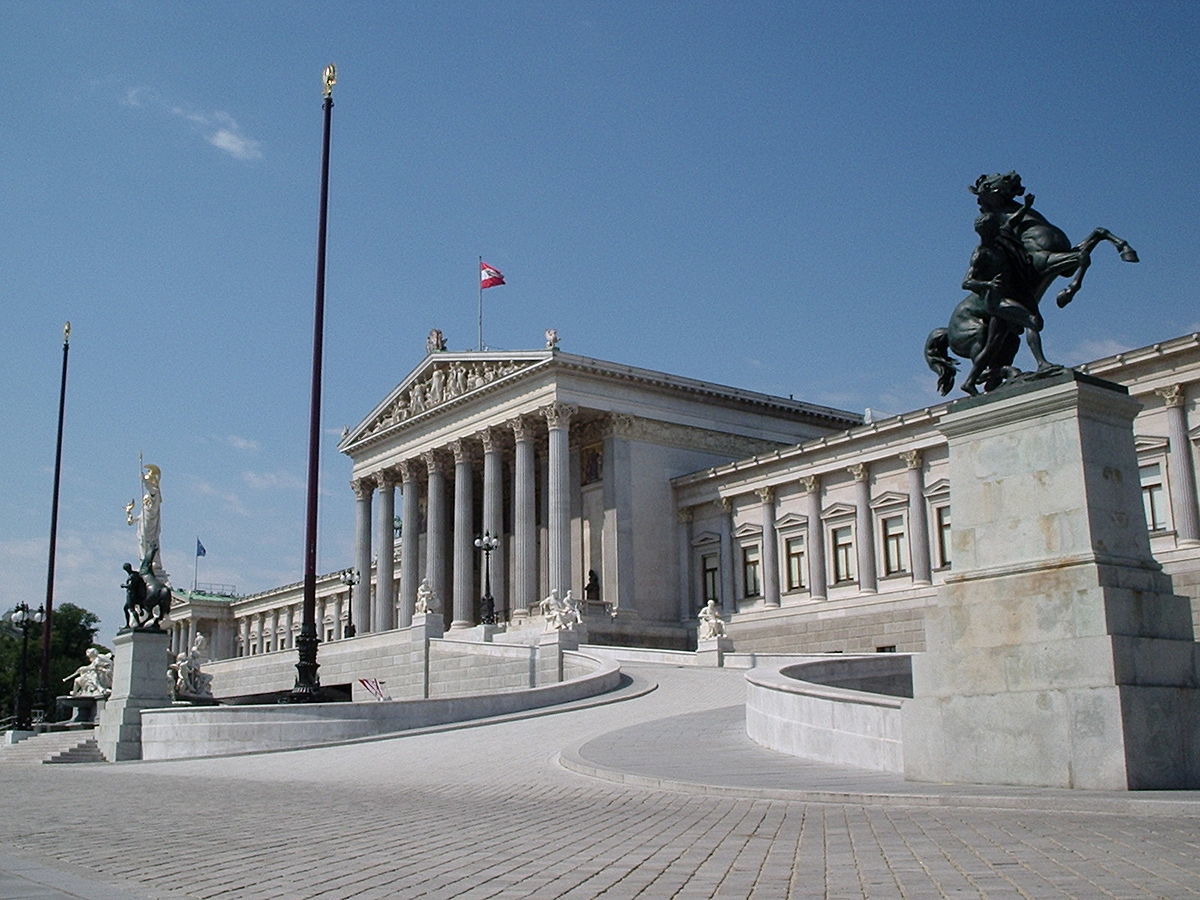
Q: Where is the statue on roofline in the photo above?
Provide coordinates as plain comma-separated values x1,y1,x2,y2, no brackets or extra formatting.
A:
925,172,1139,396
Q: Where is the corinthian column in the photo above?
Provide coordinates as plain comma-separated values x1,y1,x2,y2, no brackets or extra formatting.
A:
424,451,448,614
801,476,827,601
1157,385,1200,544
373,469,397,632
398,460,420,627
451,439,475,629
902,450,932,584
352,477,373,636
849,463,877,593
479,427,507,619
677,507,693,621
511,417,536,618
718,497,736,616
542,402,576,597
758,486,780,607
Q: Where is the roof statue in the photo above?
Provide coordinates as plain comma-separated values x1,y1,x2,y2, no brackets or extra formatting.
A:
925,172,1139,396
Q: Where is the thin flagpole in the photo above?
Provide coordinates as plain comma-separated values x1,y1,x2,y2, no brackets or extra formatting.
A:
478,256,484,351
193,540,199,592
38,321,71,714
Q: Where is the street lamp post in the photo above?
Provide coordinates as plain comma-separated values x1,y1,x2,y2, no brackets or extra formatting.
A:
38,321,70,717
340,568,359,638
10,603,45,731
474,532,500,625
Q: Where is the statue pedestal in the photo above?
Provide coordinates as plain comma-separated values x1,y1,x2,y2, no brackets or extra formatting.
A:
96,629,171,762
697,635,733,667
411,612,444,699
903,371,1200,789
59,695,105,725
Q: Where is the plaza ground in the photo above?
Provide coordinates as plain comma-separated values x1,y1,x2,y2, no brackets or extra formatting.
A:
3,665,1200,899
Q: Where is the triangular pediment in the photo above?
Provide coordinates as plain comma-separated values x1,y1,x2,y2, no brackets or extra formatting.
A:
733,522,763,539
691,530,721,547
820,502,856,520
1134,434,1169,454
775,512,808,530
923,478,950,499
341,350,552,449
869,491,909,510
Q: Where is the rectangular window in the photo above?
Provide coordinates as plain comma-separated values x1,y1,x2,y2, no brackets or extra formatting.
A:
935,506,952,567
701,553,720,604
832,526,855,583
742,545,761,597
264,639,272,653
882,516,907,575
785,536,807,591
1140,464,1168,531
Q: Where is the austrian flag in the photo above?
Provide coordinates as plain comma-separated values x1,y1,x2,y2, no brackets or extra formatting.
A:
480,261,506,289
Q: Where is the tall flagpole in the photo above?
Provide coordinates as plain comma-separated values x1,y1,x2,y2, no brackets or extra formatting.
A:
478,256,484,351
37,321,71,717
291,63,337,701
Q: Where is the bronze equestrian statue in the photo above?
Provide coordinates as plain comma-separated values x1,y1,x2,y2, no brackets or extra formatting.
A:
925,172,1138,396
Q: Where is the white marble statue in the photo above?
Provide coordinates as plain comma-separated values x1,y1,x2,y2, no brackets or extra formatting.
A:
545,328,560,350
539,588,562,632
415,578,436,614
126,463,168,582
698,600,727,640
170,632,214,700
63,647,114,697
557,590,582,632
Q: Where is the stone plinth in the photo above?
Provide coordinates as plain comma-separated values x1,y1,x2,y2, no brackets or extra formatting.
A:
696,635,733,667
411,612,444,698
903,371,1200,790
96,628,172,761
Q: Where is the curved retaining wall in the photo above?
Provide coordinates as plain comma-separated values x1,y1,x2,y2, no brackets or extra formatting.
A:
142,651,620,760
745,655,910,773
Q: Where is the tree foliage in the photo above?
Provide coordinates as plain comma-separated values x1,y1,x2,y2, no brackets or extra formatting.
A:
1,602,106,720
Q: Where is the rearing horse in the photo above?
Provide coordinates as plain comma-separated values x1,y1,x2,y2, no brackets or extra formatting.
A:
925,172,1139,396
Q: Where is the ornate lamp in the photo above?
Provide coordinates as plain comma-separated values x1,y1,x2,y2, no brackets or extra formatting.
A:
10,602,45,730
339,568,359,638
474,532,500,625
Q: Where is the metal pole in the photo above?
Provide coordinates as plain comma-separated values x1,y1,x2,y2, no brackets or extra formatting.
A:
478,256,483,351
291,64,336,701
37,322,70,715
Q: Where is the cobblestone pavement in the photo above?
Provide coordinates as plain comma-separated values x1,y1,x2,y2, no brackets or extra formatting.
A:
3,665,1200,899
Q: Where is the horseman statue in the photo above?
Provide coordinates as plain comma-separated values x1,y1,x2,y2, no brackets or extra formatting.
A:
925,172,1138,396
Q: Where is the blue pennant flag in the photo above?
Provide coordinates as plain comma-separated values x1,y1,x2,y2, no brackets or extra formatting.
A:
196,538,207,558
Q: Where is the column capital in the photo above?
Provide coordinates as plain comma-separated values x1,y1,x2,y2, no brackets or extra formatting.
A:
608,412,637,437
900,449,923,470
541,401,578,429
510,415,534,443
1156,384,1185,408
799,474,819,495
848,463,869,483
374,468,397,490
756,486,775,504
397,459,419,484
351,477,374,500
477,426,499,453
676,506,693,524
450,437,475,465
422,449,446,476
718,496,734,514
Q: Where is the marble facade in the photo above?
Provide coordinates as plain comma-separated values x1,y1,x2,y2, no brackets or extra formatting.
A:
164,331,1200,693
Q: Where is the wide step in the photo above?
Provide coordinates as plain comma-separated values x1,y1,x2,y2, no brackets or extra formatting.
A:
0,729,100,764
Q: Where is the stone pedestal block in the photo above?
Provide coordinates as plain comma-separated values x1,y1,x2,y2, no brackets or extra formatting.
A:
696,636,733,667
411,613,444,698
97,629,172,762
903,371,1200,790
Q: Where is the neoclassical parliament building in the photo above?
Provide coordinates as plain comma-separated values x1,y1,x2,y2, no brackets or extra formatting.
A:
166,330,1200,680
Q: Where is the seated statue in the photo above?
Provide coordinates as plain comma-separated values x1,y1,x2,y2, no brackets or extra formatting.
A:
698,600,727,640
63,647,114,697
414,578,436,614
557,590,582,632
539,589,562,632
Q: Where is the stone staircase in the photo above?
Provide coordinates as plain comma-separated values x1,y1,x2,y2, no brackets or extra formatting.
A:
0,728,102,764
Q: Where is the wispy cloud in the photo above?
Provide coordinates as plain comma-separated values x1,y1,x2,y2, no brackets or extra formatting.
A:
122,86,263,161
243,470,305,492
226,435,260,452
192,478,251,517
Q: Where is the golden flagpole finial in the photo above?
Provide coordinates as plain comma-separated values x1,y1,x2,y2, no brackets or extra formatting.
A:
322,64,337,98
63,321,71,344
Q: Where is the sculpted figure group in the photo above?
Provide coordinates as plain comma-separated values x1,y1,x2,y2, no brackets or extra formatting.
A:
925,172,1138,396
169,633,214,701
64,647,114,697
540,588,582,632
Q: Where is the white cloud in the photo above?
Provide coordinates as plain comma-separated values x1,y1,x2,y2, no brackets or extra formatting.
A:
192,479,251,517
227,435,260,452
121,87,263,161
243,470,305,492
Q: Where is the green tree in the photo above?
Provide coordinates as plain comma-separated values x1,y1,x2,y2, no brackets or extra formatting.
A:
1,602,107,721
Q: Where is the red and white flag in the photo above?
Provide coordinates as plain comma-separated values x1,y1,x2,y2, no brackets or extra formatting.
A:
480,261,506,290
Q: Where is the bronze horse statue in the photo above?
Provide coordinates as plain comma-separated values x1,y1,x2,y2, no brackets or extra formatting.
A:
123,543,172,629
926,172,1138,395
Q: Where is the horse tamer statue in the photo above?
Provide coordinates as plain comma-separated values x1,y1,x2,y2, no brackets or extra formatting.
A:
925,172,1138,396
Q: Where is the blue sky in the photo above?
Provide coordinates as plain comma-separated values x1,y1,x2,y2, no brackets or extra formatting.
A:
4,2,1198,637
